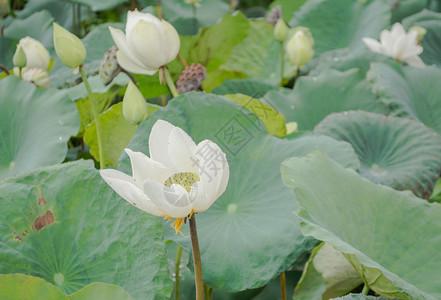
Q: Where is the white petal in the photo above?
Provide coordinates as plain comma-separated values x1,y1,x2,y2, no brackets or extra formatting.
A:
126,10,161,41
379,30,394,55
390,23,406,38
404,55,425,67
162,20,181,63
362,38,383,54
125,148,173,187
127,19,169,69
392,34,408,59
168,127,198,173
190,181,217,212
116,51,157,75
193,140,229,199
100,169,163,216
143,179,192,218
149,120,177,170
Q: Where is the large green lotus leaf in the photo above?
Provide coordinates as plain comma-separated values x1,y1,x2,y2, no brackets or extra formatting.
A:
224,94,286,137
188,13,250,73
160,0,229,35
294,242,362,300
315,111,441,198
367,62,441,135
119,92,359,292
202,69,246,93
0,76,79,179
0,274,135,300
289,0,391,57
262,69,388,131
74,84,123,137
211,78,280,98
402,10,441,66
70,0,126,11
391,0,428,23
281,151,441,299
219,21,285,84
0,160,172,299
84,102,159,167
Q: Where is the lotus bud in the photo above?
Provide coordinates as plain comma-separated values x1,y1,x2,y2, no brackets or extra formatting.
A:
21,68,51,89
286,30,314,69
409,26,427,42
17,37,50,70
53,23,86,69
13,45,27,68
274,19,289,42
123,81,148,124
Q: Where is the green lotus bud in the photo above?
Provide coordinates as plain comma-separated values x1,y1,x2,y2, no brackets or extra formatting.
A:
13,45,27,68
123,81,148,124
274,19,289,42
409,26,427,42
53,23,86,68
286,30,314,69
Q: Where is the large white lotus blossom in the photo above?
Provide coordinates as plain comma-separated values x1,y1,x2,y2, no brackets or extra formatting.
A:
362,23,424,67
18,37,50,70
100,120,229,233
108,10,180,75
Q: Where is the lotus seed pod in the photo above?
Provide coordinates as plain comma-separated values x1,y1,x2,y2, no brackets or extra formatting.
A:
53,23,86,68
13,45,27,68
267,5,282,27
99,46,121,85
274,18,289,42
123,81,148,124
176,63,207,93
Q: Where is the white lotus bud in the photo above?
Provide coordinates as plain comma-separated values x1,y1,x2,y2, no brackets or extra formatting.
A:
17,37,50,70
53,23,87,68
108,10,180,75
274,19,288,42
286,30,314,69
123,81,148,124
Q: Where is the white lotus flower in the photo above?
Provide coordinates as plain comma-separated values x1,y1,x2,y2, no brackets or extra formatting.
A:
108,10,180,75
100,120,229,233
18,37,50,71
362,23,424,67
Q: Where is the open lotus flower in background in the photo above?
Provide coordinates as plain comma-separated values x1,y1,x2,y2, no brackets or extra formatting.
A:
100,120,229,233
108,10,180,75
16,36,50,71
362,23,424,67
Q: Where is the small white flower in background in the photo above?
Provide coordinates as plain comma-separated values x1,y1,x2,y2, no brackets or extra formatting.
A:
185,0,202,7
286,29,314,69
17,37,50,71
100,120,229,234
362,23,424,67
108,10,180,75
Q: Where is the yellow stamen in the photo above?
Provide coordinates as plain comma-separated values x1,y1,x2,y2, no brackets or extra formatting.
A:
171,218,185,236
188,209,195,219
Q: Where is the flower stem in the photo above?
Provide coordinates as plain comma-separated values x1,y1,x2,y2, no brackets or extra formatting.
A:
79,65,105,169
163,67,179,98
157,0,162,19
204,284,213,300
189,215,204,300
192,5,197,31
174,245,183,300
361,283,369,295
280,272,286,300
280,41,285,86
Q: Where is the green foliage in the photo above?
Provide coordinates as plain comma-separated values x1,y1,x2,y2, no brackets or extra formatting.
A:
119,92,359,292
282,151,441,299
0,76,79,179
0,161,172,299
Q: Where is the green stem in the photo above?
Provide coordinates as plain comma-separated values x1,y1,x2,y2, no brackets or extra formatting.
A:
79,65,105,169
361,283,369,295
174,245,183,300
189,215,204,300
204,284,213,300
18,67,22,79
163,67,179,98
192,5,197,31
280,272,286,300
280,41,285,86
72,2,77,36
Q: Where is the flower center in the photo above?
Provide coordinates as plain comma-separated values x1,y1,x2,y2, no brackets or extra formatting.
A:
163,172,200,234
164,172,200,193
